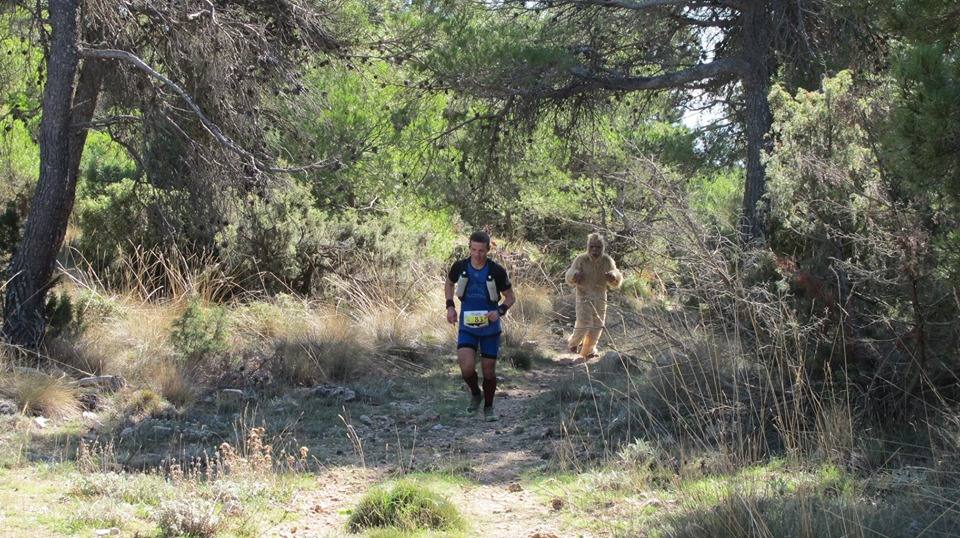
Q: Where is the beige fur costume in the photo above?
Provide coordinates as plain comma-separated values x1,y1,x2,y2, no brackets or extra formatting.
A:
565,234,623,358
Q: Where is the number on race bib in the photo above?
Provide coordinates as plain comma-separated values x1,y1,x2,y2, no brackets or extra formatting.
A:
463,311,489,327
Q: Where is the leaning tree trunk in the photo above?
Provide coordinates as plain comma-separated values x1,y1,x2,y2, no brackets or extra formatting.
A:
2,0,85,348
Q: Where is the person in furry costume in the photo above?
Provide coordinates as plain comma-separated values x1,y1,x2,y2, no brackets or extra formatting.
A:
565,233,623,359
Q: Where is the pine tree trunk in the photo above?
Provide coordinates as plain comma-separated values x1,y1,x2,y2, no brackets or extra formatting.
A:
2,1,92,348
738,1,775,244
741,77,773,243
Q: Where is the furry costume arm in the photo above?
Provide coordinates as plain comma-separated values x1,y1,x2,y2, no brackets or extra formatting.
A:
604,256,624,290
565,255,585,286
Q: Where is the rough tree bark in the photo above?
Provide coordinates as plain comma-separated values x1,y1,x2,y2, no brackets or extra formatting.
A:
2,2,105,348
739,1,775,243
3,0,83,347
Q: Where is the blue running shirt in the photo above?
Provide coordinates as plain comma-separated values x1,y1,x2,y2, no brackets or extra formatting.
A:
459,261,501,336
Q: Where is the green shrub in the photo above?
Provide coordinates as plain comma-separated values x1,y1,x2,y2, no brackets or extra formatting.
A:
620,272,654,300
170,299,229,365
767,71,960,383
44,288,117,340
0,100,39,265
687,168,742,234
220,181,330,295
73,177,161,268
347,481,464,533
125,389,172,417
220,182,456,296
44,290,80,338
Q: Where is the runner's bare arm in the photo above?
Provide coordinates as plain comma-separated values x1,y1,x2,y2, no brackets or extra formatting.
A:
501,288,516,310
445,279,457,324
487,287,516,323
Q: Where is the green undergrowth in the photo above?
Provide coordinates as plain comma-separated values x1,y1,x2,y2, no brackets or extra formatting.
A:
0,462,315,537
347,479,466,535
524,458,960,537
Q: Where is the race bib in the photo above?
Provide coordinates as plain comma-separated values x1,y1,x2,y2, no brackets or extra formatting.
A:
463,310,490,327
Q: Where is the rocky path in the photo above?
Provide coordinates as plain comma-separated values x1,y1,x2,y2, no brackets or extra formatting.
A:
267,349,589,537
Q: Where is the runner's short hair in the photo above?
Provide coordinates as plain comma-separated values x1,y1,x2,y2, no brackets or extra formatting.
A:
469,230,491,248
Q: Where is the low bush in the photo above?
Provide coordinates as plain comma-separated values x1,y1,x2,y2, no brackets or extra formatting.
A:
501,344,547,371
156,498,222,538
170,299,229,366
347,481,463,533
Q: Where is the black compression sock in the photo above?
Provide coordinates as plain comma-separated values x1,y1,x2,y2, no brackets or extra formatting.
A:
463,372,481,396
482,377,497,407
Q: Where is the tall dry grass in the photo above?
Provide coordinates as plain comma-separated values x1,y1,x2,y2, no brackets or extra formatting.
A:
502,283,555,349
0,369,80,418
9,235,558,408
63,244,251,305
269,311,376,385
546,169,874,469
542,163,960,536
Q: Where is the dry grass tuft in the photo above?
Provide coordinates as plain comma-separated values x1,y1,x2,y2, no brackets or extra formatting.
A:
269,312,376,385
230,295,312,343
653,489,960,538
43,336,112,377
0,369,80,418
124,388,171,418
154,360,198,409
360,307,419,349
512,283,555,323
501,283,555,350
68,244,242,305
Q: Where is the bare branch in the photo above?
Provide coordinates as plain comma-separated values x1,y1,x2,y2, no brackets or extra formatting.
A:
670,14,735,27
554,57,746,97
74,114,140,130
430,112,501,143
80,48,259,162
558,0,729,10
573,0,694,9
104,130,146,181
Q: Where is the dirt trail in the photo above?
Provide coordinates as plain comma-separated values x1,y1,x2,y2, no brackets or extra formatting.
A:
267,348,590,538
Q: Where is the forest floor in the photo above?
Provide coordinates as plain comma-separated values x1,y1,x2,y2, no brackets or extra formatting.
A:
4,295,960,537
265,346,590,537
0,334,614,537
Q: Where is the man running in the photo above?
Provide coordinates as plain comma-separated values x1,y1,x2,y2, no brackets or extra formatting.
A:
445,231,515,422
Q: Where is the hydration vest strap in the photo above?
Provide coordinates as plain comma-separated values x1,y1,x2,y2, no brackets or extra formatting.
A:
486,275,498,303
454,271,468,299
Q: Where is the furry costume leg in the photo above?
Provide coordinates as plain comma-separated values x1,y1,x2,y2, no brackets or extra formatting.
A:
570,293,606,357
